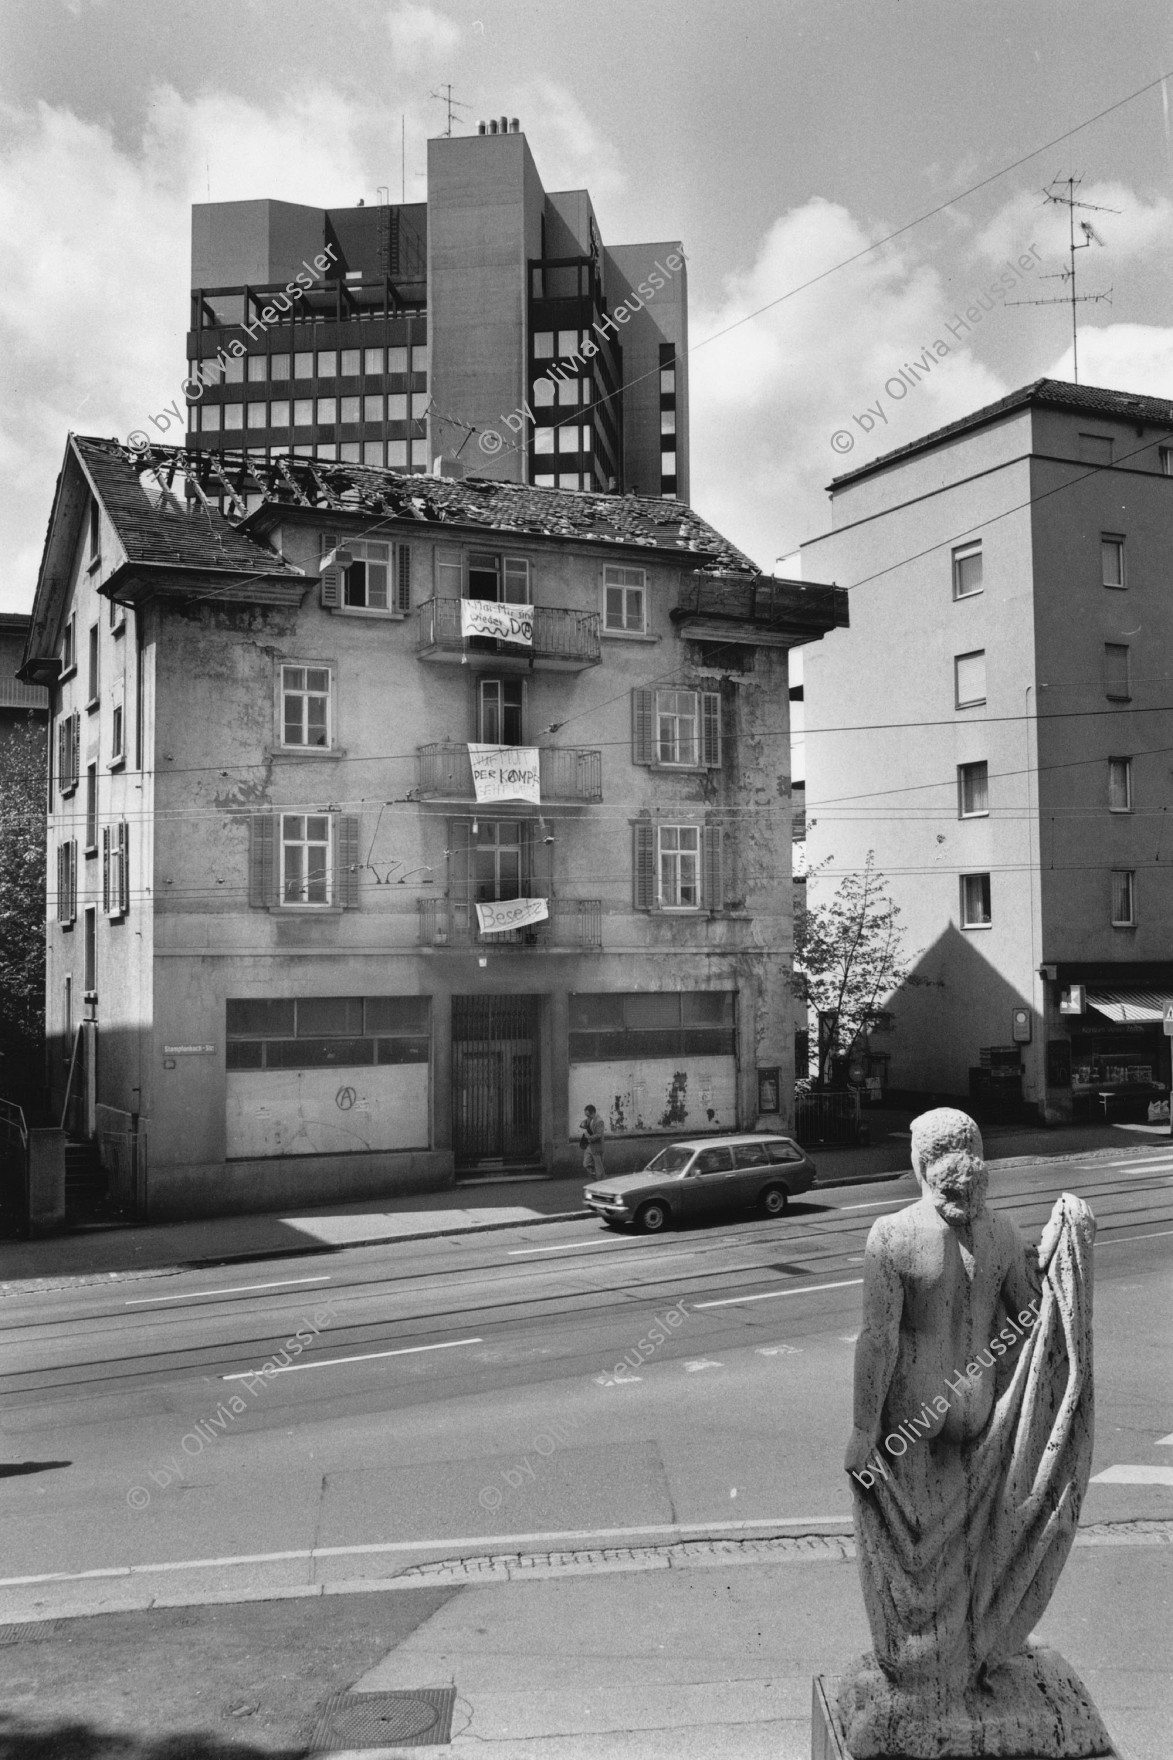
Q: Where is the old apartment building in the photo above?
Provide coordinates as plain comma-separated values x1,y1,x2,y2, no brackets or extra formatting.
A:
803,379,1173,1122
184,123,687,501
23,437,845,1219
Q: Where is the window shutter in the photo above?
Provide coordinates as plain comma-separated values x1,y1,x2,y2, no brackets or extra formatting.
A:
703,823,723,910
118,821,130,914
631,688,655,765
633,821,656,909
320,531,340,607
701,691,722,767
70,712,80,789
56,720,66,794
396,543,412,614
528,822,554,901
449,818,472,905
249,815,276,907
57,844,67,924
102,826,111,913
68,841,77,923
338,814,361,908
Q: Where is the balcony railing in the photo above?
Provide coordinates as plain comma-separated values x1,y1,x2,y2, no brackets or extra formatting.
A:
417,599,601,668
417,743,602,803
419,896,602,950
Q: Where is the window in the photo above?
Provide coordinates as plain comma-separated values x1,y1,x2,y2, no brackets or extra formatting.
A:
340,395,361,423
533,379,554,407
660,366,676,395
387,440,407,467
270,400,290,428
478,678,524,744
87,623,99,704
1079,432,1113,465
364,347,383,375
102,821,129,918
223,403,243,430
247,402,267,428
387,345,408,374
1105,643,1130,701
955,650,986,708
247,356,267,383
1108,757,1132,812
557,378,579,406
319,537,410,613
293,399,313,427
1101,535,1125,589
534,429,554,455
632,686,720,767
558,427,578,452
226,995,430,1070
56,840,77,926
411,344,428,375
318,350,336,378
533,331,554,358
88,498,101,569
364,394,384,422
198,402,219,433
363,441,384,465
110,700,124,765
960,872,992,928
958,760,989,817
473,821,524,901
83,905,97,995
660,824,700,908
411,391,428,420
271,353,290,380
633,821,723,912
1111,868,1135,926
661,409,676,437
317,397,337,425
282,666,331,747
569,991,735,1061
604,565,646,633
1160,446,1173,476
661,451,677,477
294,351,314,378
558,473,579,490
63,974,72,1058
85,763,98,852
952,540,983,599
61,613,76,676
387,393,407,421
281,814,331,905
56,711,80,795
340,348,360,376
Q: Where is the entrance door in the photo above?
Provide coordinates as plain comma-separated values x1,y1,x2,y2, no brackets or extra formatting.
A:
452,994,541,1166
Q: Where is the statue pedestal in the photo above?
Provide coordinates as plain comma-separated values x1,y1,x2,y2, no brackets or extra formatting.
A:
812,1648,1118,1759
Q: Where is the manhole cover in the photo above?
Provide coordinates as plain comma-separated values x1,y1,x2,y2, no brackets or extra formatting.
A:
308,1687,456,1750
0,1621,64,1645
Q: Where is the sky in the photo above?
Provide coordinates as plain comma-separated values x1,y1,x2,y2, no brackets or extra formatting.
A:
2,0,1173,634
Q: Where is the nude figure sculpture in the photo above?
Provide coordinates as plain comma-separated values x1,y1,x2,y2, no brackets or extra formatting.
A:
836,1108,1112,1758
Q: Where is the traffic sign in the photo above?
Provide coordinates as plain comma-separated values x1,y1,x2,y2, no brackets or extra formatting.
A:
1163,1002,1173,1037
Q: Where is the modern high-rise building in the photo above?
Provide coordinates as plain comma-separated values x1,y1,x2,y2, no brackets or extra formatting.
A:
185,122,688,501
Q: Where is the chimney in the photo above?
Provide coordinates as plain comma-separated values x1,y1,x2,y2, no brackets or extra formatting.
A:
488,118,499,134
433,456,466,482
510,118,520,132
499,115,508,134
478,121,486,135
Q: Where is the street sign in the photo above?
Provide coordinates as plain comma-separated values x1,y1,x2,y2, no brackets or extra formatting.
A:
1163,1002,1173,1038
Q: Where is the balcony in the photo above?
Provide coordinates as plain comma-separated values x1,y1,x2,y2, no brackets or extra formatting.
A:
417,743,602,803
419,897,602,950
417,599,601,670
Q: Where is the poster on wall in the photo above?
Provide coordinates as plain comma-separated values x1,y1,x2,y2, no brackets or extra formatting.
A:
468,744,541,803
460,598,534,645
475,897,549,935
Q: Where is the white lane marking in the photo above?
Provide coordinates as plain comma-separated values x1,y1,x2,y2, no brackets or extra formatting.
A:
1105,1157,1173,1171
221,1337,481,1380
0,1516,851,1589
693,1277,863,1310
594,1371,641,1386
126,1275,331,1306
1157,1434,1173,1446
683,1359,724,1372
756,1344,801,1356
1097,1228,1173,1247
1091,1465,1173,1486
838,1199,901,1211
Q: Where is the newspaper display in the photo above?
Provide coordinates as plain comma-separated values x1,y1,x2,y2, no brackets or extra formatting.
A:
468,743,541,804
460,598,534,645
475,897,550,935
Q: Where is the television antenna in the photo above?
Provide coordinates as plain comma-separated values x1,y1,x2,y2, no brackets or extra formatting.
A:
1006,177,1118,383
430,85,471,137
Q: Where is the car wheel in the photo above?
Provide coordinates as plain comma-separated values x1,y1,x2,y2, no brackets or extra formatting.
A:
635,1199,671,1233
759,1183,789,1217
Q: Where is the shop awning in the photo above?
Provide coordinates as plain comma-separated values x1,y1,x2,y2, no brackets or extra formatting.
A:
1086,988,1173,1024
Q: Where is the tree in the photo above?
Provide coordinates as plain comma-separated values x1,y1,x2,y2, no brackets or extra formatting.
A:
0,715,47,1061
794,851,921,1087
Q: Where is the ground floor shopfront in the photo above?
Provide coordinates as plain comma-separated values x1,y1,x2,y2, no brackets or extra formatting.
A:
1042,961,1173,1124
119,947,793,1219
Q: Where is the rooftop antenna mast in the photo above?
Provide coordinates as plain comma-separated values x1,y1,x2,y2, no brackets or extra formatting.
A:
429,85,471,137
1006,176,1117,383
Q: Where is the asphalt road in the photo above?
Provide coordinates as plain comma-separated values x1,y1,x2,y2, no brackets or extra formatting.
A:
1,1149,1171,1620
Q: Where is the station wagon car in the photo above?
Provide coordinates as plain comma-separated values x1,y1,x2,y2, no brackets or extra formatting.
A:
583,1133,817,1232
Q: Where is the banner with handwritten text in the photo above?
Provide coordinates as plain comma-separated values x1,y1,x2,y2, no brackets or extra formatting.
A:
468,743,541,804
475,897,549,935
460,598,534,645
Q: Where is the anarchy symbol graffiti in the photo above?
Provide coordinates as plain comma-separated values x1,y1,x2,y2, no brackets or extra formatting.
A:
335,1085,357,1111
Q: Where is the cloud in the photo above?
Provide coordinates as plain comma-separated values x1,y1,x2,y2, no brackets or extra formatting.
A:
974,181,1173,269
386,3,461,68
506,80,627,207
687,199,1008,569
1044,323,1173,401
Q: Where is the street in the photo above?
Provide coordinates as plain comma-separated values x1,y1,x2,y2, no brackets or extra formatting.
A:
2,1150,1170,1617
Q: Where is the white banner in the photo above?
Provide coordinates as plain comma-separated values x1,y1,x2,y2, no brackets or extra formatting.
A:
475,897,549,935
460,598,534,645
468,743,541,803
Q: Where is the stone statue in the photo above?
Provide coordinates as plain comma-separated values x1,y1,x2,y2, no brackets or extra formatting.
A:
835,1107,1112,1758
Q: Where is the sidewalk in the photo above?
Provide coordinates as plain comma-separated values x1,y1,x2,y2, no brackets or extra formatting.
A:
0,1523,1165,1756
2,1111,1169,1288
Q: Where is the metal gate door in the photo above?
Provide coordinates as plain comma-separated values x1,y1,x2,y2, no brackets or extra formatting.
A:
452,995,541,1165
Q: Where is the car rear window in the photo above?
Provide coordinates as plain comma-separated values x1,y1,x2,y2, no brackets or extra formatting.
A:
733,1142,770,1167
766,1139,803,1163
